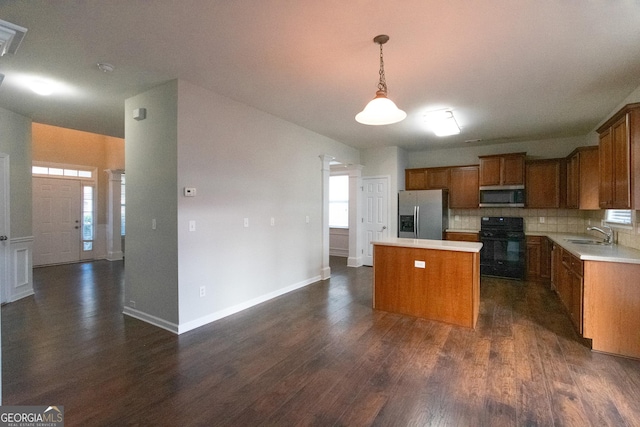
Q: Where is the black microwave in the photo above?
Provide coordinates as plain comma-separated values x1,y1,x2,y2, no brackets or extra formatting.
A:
479,186,525,207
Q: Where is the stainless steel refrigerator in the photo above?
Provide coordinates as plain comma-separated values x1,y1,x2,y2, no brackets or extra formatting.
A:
398,189,449,239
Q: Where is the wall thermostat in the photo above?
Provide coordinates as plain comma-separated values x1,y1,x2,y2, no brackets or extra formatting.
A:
184,187,196,197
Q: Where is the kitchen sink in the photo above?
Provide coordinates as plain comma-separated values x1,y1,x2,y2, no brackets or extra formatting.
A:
564,238,610,245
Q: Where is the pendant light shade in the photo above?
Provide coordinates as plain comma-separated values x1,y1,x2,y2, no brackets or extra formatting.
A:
356,35,406,126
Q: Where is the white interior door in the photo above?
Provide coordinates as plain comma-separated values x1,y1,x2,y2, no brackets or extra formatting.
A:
33,177,81,266
362,177,389,266
0,154,9,303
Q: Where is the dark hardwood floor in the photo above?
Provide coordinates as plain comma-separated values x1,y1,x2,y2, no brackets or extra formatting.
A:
3,258,640,426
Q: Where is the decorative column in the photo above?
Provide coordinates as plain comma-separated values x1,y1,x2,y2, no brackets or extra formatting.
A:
347,165,363,267
105,169,124,261
320,155,333,280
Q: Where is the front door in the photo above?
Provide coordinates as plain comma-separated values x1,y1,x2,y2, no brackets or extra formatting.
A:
362,177,389,266
33,177,81,266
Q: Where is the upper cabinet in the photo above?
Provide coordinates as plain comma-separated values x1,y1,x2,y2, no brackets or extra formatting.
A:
426,167,450,189
479,153,526,187
449,166,479,209
526,159,564,208
406,167,450,190
405,168,427,190
565,146,599,209
597,103,640,209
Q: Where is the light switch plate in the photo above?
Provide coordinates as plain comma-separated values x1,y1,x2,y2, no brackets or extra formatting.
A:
184,187,196,197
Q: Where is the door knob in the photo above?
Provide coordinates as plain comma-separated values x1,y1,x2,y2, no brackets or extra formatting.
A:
381,226,387,231
0,235,7,241
75,226,79,229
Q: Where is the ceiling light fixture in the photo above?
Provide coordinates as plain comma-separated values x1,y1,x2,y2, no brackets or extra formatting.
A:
29,79,54,96
355,35,406,126
97,62,115,73
425,110,461,136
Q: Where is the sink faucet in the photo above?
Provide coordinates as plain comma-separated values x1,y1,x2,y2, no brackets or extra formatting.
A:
587,225,613,244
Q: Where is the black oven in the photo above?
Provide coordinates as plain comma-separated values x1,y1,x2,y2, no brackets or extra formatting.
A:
480,216,525,280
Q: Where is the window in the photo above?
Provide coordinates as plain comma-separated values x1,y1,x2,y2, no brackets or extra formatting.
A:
605,209,633,226
329,175,349,228
121,174,126,236
82,185,94,251
32,165,93,178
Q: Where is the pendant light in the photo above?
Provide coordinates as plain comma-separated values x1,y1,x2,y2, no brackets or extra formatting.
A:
356,35,406,126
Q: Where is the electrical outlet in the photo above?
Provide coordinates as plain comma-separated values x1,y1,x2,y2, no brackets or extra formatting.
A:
306,215,310,224
199,286,205,297
152,218,156,230
270,217,275,226
244,218,249,228
539,217,545,224
130,300,136,308
189,220,196,231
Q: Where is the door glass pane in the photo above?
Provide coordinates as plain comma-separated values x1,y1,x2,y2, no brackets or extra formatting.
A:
82,185,94,251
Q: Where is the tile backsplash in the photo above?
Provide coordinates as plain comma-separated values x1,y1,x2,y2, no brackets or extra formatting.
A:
449,208,640,251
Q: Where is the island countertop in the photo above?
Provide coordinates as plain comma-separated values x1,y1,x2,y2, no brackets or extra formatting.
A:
373,237,483,253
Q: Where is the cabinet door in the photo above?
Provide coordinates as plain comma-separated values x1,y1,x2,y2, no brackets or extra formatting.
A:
612,116,630,208
502,155,525,185
526,238,541,281
526,159,561,208
406,169,427,190
449,166,479,208
426,167,450,189
578,147,600,209
566,155,578,208
599,128,613,208
479,157,502,186
540,237,551,280
570,272,583,334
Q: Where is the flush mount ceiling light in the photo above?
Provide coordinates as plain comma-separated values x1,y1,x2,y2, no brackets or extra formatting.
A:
28,79,54,96
355,35,406,126
97,62,115,73
0,19,27,56
425,110,461,137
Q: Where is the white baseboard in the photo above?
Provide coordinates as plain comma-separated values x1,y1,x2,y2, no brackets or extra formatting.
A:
176,275,321,335
347,256,363,267
123,307,179,334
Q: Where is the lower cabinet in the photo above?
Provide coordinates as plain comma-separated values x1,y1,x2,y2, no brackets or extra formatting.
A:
552,244,584,334
526,236,551,282
445,231,479,242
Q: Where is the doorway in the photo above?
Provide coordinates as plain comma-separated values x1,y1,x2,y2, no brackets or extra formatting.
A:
0,153,9,303
361,176,390,266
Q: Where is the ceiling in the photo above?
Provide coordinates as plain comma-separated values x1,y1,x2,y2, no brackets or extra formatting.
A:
1,1,640,151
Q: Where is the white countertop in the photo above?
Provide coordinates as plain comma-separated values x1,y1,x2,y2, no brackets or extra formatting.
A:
543,233,640,265
373,237,483,253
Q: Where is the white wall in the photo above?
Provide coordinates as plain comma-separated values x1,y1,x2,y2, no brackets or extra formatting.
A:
0,108,32,238
124,81,180,329
124,79,359,333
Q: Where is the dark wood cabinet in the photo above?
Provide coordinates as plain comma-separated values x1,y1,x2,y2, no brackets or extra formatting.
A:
526,235,551,282
449,166,479,208
525,159,564,208
597,103,640,209
445,231,479,242
565,146,599,209
405,168,427,190
425,167,450,189
479,153,525,187
555,246,583,334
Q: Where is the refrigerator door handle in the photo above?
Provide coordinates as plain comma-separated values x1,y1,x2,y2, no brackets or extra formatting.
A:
415,205,419,238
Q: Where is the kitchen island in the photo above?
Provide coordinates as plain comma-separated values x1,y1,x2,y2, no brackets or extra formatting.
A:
373,238,483,328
